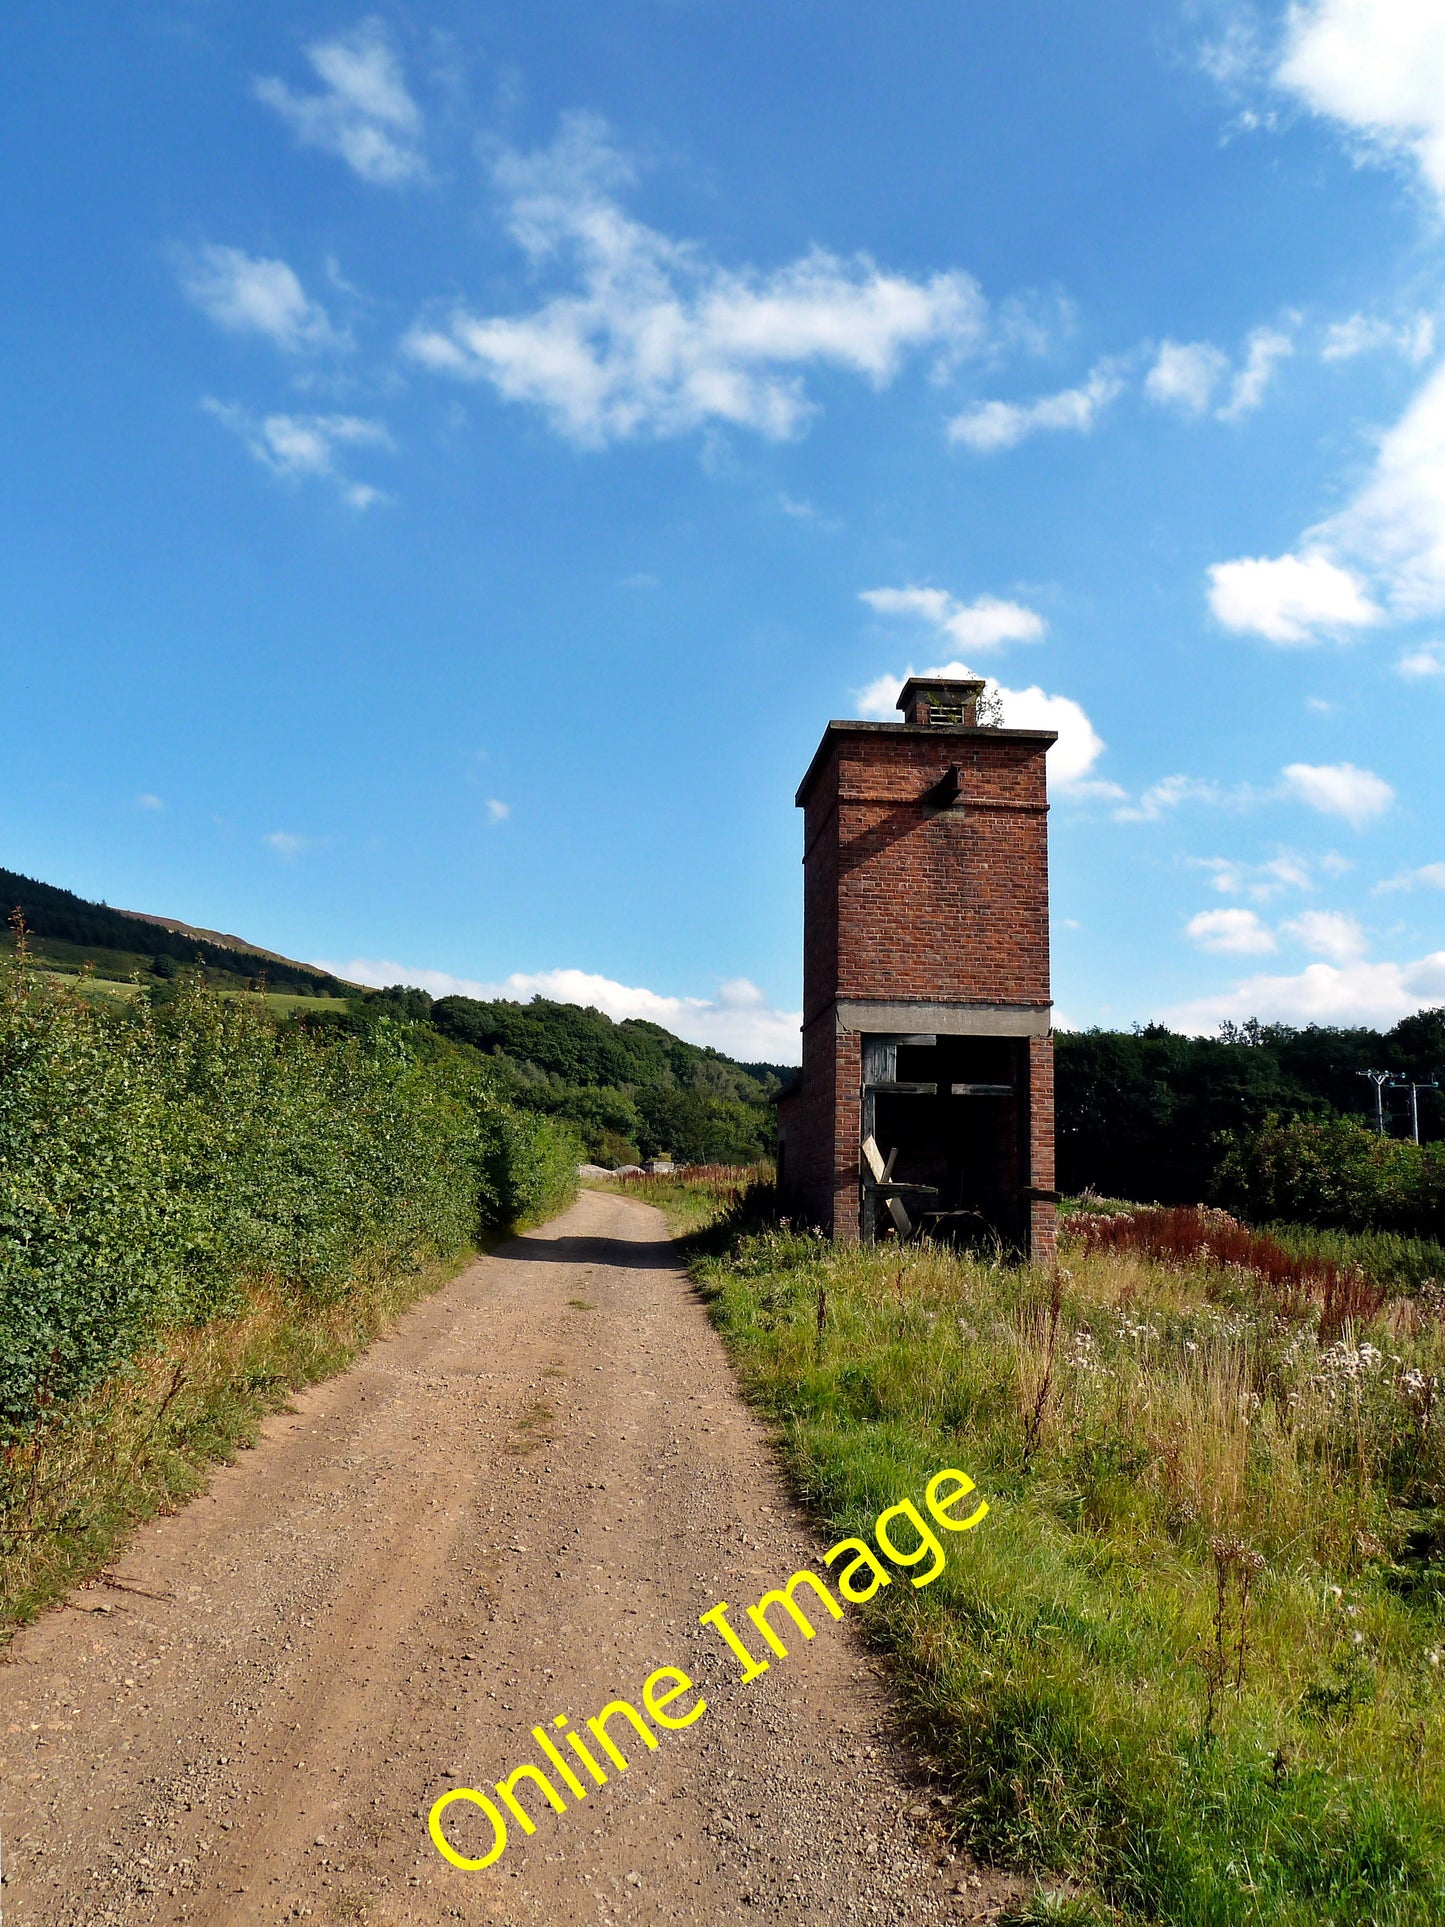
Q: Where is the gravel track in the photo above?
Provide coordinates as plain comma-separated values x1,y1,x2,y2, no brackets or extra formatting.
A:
1,1189,1025,1925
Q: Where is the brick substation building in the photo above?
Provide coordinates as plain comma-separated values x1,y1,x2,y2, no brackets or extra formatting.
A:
775,676,1058,1261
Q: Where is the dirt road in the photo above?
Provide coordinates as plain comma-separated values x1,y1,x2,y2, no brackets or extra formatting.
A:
1,1190,1021,1925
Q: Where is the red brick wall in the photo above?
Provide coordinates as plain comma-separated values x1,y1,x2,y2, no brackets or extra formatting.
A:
783,1012,856,1234
828,730,1049,1008
1028,1033,1057,1262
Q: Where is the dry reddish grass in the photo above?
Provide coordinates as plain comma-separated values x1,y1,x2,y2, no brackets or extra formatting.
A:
1070,1204,1388,1338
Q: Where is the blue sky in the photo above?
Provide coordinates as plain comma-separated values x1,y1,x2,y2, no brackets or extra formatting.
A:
3,1,1445,1061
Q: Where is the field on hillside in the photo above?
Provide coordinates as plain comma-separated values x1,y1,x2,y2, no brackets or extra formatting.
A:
676,1180,1445,1926
28,968,353,1017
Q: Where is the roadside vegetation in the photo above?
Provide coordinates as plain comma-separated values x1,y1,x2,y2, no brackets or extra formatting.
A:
669,1176,1445,1925
0,947,577,1638
1056,1012,1445,1209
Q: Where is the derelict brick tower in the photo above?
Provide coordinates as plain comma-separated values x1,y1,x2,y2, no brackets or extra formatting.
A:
776,676,1057,1259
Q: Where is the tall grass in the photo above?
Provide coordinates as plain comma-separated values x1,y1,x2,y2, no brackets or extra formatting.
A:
691,1199,1445,1924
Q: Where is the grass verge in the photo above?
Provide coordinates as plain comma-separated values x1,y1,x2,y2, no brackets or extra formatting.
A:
0,1246,475,1644
684,1191,1445,1926
583,1163,772,1236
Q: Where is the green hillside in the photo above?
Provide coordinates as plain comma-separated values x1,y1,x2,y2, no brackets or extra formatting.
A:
0,865,350,997
354,985,786,1167
0,863,785,1164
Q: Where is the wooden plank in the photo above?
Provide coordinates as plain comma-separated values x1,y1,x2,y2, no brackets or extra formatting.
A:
949,1082,1012,1097
885,1195,913,1238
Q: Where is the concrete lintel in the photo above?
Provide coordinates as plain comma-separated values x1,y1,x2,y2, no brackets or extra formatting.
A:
834,999,1051,1038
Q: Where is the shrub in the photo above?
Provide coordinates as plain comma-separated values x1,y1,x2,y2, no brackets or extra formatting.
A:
0,963,574,1436
1215,1115,1444,1239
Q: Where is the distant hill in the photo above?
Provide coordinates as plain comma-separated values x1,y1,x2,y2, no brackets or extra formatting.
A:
0,864,350,996
356,985,786,1167
0,862,787,1163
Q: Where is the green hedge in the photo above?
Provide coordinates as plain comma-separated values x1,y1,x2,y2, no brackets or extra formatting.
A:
1214,1115,1444,1239
0,967,577,1435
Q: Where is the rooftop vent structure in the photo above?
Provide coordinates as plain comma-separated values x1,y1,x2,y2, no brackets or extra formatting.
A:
895,675,986,728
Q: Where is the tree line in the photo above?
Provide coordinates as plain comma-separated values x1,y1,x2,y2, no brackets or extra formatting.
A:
1056,1010,1445,1214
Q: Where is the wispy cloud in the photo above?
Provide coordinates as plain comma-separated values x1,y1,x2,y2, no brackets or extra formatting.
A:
1187,852,1317,901
485,798,511,822
255,18,425,186
1375,861,1445,894
318,958,803,1062
1145,339,1230,414
203,400,394,507
1204,354,1445,640
135,792,165,812
1322,309,1436,365
176,245,346,353
264,831,310,857
1217,325,1295,420
1398,642,1445,679
1281,908,1369,964
403,114,988,447
859,584,1046,652
1114,775,1229,823
947,360,1125,452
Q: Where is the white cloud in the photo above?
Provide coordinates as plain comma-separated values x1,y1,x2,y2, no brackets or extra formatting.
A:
176,245,345,353
1189,852,1315,900
1161,951,1445,1034
265,831,309,857
854,670,911,721
203,400,393,506
321,958,804,1062
852,659,1109,792
486,798,511,822
1398,641,1445,677
1218,325,1295,420
1206,549,1383,643
1144,327,1292,422
1319,360,1445,617
859,585,1046,652
1322,310,1436,364
946,360,1124,452
404,114,986,447
1376,861,1445,893
1280,759,1395,825
1277,0,1445,206
1281,908,1369,962
135,792,164,812
1114,775,1226,823
1186,907,1278,954
254,18,424,187
1145,339,1230,414
1211,355,1445,635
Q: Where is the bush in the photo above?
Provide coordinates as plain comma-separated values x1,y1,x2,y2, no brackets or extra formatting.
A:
0,964,575,1436
1215,1115,1445,1239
